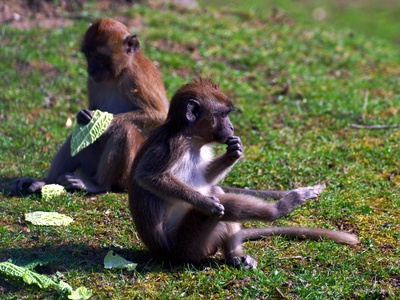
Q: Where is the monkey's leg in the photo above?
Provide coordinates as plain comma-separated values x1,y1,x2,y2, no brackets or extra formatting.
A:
218,184,325,222
13,135,80,195
171,210,221,264
172,212,257,269
46,136,80,182
12,177,46,195
219,186,289,200
221,222,258,269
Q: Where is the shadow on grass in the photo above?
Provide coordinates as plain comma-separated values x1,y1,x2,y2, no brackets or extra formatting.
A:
0,176,15,196
0,242,220,294
0,243,155,272
0,243,154,293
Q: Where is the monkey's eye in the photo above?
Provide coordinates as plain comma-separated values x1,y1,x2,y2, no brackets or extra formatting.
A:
218,112,229,118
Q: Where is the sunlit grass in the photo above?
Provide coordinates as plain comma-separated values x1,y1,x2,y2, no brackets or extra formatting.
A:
0,1,399,299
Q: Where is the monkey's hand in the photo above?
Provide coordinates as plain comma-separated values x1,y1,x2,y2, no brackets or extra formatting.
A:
57,173,87,191
76,109,93,126
12,178,46,195
202,196,225,217
225,136,243,164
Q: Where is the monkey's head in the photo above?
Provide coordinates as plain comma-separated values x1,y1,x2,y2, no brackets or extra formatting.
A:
81,18,140,82
168,78,234,145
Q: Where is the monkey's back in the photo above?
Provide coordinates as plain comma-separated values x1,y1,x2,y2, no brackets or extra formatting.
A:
128,129,177,256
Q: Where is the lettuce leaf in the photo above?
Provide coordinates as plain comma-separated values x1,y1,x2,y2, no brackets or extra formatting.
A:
25,211,73,226
71,110,113,157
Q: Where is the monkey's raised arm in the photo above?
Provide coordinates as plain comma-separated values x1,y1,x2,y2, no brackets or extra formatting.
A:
205,136,243,185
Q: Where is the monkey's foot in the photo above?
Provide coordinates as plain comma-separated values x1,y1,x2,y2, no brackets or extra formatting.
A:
12,178,46,195
228,255,257,270
286,183,326,205
275,183,326,219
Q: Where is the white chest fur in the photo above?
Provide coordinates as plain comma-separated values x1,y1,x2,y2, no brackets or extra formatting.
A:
171,144,213,196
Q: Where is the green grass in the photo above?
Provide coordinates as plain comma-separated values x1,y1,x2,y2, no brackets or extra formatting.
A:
199,0,400,44
1,2,399,299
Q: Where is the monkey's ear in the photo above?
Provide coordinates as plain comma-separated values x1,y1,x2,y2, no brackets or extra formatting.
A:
123,34,140,54
186,100,200,123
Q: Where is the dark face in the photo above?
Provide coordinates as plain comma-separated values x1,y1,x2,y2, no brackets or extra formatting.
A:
82,50,112,83
212,106,234,144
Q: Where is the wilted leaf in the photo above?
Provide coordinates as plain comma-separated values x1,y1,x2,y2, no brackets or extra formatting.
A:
0,261,92,299
68,286,93,300
104,251,137,271
0,261,55,289
25,211,73,226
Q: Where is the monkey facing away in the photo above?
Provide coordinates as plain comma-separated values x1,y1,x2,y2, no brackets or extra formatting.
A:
13,18,169,195
129,78,359,269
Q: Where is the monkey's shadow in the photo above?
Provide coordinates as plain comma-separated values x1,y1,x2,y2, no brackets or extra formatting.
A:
1,243,224,295
0,242,186,294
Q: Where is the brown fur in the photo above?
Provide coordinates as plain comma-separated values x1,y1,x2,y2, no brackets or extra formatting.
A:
13,18,168,194
129,79,359,270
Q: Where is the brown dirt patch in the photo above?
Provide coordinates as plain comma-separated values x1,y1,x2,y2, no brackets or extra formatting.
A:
0,0,75,29
1,0,198,29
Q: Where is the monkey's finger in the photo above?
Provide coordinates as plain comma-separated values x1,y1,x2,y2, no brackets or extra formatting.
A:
226,143,242,151
211,203,225,217
77,109,93,126
208,196,221,204
227,150,242,158
226,136,241,145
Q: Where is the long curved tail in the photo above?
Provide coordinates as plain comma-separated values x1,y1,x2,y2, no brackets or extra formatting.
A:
241,227,360,245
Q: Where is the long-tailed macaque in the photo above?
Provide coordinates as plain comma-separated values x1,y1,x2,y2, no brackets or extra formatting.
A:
129,78,359,269
12,18,169,194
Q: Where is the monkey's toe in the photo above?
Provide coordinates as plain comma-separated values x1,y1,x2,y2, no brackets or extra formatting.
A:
289,183,327,204
228,255,257,270
28,181,46,193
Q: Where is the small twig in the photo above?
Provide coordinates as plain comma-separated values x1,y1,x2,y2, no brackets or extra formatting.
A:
350,124,399,129
279,255,304,260
276,287,286,299
362,89,369,124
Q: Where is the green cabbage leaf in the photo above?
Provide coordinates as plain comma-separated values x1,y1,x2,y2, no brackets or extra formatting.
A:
71,110,113,156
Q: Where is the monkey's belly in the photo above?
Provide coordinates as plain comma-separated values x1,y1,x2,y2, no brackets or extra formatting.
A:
164,202,190,233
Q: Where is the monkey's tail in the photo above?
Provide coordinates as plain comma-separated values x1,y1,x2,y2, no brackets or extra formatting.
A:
241,227,360,245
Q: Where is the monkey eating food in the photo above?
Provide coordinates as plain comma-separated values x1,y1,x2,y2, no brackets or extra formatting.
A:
12,18,169,195
129,78,359,269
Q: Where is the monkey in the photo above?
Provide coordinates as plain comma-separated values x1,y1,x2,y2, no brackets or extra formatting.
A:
12,18,169,195
128,78,360,269
11,18,299,199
